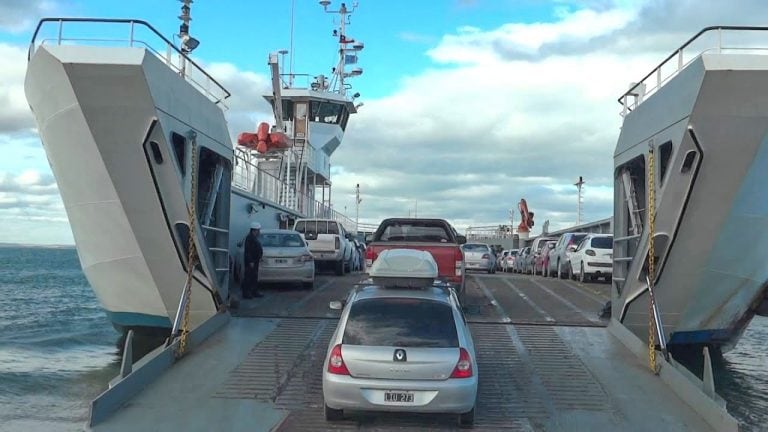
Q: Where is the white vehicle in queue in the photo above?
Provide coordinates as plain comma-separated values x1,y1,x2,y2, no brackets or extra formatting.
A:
323,249,478,426
569,234,613,282
257,229,315,289
293,218,355,275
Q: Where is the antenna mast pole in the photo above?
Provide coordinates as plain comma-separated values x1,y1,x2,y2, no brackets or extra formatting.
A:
355,183,361,233
575,176,585,225
178,0,193,77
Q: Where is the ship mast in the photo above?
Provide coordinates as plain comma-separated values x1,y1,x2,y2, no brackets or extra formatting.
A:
320,1,363,95
177,0,200,77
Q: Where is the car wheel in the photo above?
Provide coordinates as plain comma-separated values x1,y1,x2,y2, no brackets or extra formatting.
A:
302,281,314,290
459,407,475,426
605,275,612,283
568,264,574,280
579,263,586,283
334,260,344,276
557,261,564,279
324,404,344,421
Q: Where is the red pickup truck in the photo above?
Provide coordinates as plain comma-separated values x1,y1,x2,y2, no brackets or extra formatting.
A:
365,218,467,295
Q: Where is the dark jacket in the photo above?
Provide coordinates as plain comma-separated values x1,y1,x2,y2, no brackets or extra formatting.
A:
244,233,263,267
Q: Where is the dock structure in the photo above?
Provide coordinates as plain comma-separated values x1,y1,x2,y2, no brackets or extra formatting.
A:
91,271,737,431
468,217,613,250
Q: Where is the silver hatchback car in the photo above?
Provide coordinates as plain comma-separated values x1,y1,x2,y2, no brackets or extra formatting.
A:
323,285,478,426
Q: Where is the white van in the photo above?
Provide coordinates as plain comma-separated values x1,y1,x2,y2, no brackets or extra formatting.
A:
293,219,354,275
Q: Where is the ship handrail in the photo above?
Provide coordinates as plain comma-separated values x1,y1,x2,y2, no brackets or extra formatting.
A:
618,25,768,116
232,149,357,233
27,17,232,106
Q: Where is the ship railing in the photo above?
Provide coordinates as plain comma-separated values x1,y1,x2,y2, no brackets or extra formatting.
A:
278,73,346,95
466,225,516,240
619,26,768,116
28,18,231,108
232,150,357,232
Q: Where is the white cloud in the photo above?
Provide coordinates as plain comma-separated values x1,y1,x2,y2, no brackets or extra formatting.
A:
0,0,58,32
428,6,637,64
0,43,35,134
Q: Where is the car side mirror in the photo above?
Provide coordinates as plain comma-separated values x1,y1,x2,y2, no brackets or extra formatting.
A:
456,235,467,245
329,300,345,310
365,234,373,242
305,241,310,247
567,245,577,252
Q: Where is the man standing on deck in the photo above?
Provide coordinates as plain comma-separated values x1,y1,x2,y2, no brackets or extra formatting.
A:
242,222,264,299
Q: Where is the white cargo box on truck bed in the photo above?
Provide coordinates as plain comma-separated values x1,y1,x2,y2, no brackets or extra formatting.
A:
368,249,438,288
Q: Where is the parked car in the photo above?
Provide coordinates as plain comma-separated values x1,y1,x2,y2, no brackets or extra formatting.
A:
547,233,589,279
528,237,556,275
323,251,478,425
496,250,509,271
364,218,467,296
294,218,355,275
256,229,315,289
514,247,531,273
570,234,613,282
534,241,556,276
501,249,519,272
462,243,495,274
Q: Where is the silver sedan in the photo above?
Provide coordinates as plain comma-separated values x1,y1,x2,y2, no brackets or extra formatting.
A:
323,285,478,426
257,229,315,288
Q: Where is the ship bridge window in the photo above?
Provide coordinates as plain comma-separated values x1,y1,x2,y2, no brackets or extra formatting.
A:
270,100,294,122
310,101,346,125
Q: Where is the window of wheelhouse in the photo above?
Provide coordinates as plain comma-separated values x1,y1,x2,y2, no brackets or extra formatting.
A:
340,106,350,130
272,99,294,122
309,101,345,125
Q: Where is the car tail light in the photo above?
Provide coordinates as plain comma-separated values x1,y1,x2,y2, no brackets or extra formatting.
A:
327,344,350,375
300,254,314,262
481,253,490,259
454,248,463,276
451,348,473,378
586,249,596,256
335,237,340,250
365,246,375,267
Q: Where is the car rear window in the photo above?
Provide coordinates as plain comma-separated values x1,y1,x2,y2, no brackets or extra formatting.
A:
343,298,459,348
260,233,305,247
591,236,613,249
510,250,518,256
294,220,339,235
462,244,488,252
569,234,588,245
378,222,451,242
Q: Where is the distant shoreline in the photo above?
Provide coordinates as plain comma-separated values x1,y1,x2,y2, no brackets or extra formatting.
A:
0,242,76,249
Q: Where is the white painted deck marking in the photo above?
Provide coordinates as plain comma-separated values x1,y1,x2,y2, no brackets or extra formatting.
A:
554,279,609,305
499,277,556,322
529,278,602,325
473,277,511,323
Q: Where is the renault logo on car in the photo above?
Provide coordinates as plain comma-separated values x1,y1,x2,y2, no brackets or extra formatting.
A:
393,349,407,362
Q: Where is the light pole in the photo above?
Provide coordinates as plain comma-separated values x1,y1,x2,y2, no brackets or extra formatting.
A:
574,176,585,226
355,183,361,233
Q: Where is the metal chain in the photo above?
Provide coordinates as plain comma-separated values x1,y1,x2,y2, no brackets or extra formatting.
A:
177,135,198,358
647,146,657,373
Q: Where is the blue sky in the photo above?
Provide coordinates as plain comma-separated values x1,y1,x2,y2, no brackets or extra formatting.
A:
1,0,766,244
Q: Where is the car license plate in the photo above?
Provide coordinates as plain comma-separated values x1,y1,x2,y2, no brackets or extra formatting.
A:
273,258,288,264
384,392,414,403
